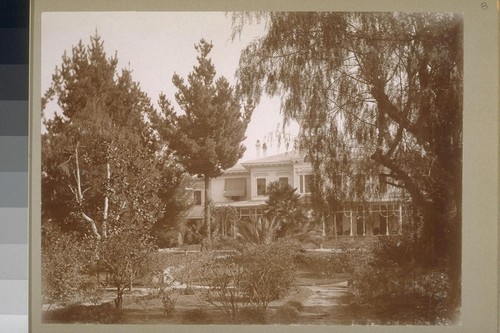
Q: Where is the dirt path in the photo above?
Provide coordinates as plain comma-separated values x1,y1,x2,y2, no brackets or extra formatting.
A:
298,281,355,325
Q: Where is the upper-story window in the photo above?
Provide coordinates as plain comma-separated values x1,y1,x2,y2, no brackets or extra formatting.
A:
257,178,267,196
278,177,289,188
299,174,313,194
193,190,202,205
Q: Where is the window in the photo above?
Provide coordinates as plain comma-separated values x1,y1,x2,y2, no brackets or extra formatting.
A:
299,174,313,194
224,178,246,198
257,178,266,196
278,177,289,188
193,190,202,205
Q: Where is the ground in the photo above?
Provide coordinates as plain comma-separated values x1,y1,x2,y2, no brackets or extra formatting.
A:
42,250,359,325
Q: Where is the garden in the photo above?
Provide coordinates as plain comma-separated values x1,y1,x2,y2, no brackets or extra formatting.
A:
42,231,457,325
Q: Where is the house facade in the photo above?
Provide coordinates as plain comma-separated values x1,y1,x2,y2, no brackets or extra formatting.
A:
186,149,409,240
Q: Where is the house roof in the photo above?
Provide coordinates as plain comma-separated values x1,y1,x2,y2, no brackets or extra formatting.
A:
223,163,249,174
240,151,306,168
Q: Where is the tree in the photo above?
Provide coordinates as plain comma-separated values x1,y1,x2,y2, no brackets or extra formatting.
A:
42,34,173,308
152,164,194,248
153,39,253,247
232,12,462,309
265,181,303,237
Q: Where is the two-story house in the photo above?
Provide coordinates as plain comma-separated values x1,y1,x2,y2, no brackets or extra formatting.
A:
186,147,408,241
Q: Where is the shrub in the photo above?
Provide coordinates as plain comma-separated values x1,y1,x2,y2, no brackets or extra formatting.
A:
162,294,176,317
274,304,300,324
238,239,300,309
237,306,267,324
296,251,351,277
43,302,123,324
274,301,304,324
41,221,88,306
181,308,212,324
79,281,105,305
350,237,454,324
285,300,304,312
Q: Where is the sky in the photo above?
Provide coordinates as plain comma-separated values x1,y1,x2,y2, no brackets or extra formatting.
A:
41,11,299,162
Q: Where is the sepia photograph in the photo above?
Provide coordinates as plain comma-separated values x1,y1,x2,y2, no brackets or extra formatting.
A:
31,1,499,331
39,9,462,326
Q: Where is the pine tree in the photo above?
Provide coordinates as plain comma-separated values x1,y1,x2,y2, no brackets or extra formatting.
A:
154,39,252,247
42,34,183,308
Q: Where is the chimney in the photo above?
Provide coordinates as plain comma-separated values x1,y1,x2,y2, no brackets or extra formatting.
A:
262,142,267,157
256,140,261,158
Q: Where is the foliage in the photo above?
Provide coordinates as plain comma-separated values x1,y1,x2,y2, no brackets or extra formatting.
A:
232,11,462,308
43,302,123,324
350,236,454,324
237,306,267,324
152,170,193,248
91,225,160,309
162,294,177,317
296,251,353,277
265,181,306,236
41,221,88,306
152,39,253,247
235,216,281,245
274,302,302,324
237,240,300,309
181,308,213,324
199,256,245,322
41,34,192,309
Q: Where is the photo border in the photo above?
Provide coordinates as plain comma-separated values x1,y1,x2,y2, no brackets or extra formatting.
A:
30,0,499,332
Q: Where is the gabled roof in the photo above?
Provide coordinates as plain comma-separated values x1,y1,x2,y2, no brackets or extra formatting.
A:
240,151,306,168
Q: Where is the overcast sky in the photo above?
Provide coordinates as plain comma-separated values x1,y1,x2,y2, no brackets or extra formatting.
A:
41,11,299,161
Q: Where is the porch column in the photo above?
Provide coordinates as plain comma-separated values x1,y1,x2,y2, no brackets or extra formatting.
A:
386,216,389,236
321,213,326,237
398,203,403,235
350,211,353,236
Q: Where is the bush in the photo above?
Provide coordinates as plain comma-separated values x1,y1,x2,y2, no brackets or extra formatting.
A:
43,302,123,324
274,301,303,323
41,221,88,306
237,240,300,309
350,237,454,324
237,307,267,324
181,308,212,324
296,251,351,277
162,294,176,317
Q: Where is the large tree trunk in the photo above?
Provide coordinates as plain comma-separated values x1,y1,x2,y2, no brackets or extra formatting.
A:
204,175,212,249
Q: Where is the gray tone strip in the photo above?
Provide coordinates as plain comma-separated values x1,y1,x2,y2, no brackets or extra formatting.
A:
0,280,27,314
0,315,28,333
0,208,28,244
0,101,29,136
0,136,28,171
0,65,28,100
0,29,29,64
0,172,28,207
0,244,27,280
